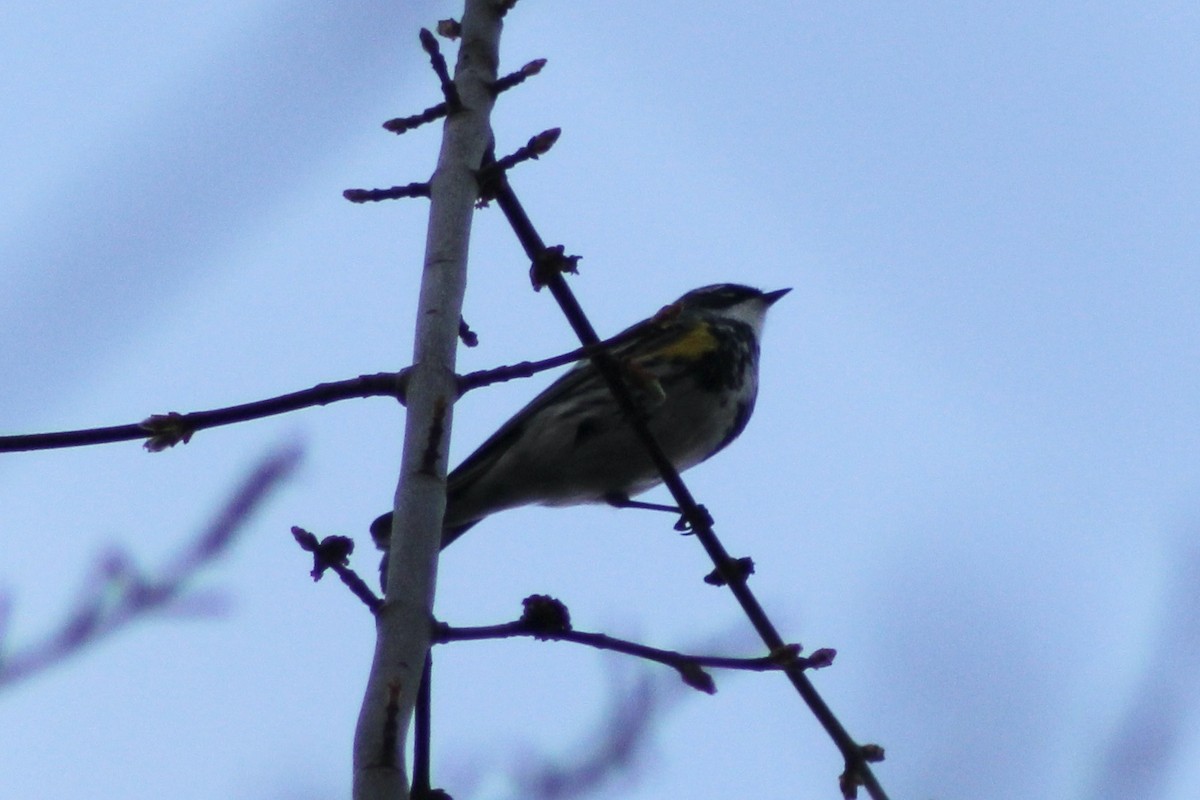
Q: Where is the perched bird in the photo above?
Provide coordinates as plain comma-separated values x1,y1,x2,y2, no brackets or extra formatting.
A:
371,282,789,552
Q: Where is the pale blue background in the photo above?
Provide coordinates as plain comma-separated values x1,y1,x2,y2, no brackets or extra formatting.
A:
2,2,1198,798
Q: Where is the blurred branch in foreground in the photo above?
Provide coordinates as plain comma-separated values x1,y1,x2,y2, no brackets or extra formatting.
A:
517,670,665,800
434,630,755,800
1084,544,1200,800
0,445,302,690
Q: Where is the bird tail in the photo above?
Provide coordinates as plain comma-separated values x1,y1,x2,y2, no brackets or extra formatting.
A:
369,514,481,592
440,520,478,549
368,511,478,552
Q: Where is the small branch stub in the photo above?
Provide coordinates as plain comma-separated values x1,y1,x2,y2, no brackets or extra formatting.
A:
839,745,888,799
419,28,461,111
529,244,581,290
291,526,382,613
476,130,561,209
861,744,886,763
803,647,837,670
703,556,755,587
492,58,547,94
344,183,432,203
677,662,717,695
484,128,561,179
457,316,479,347
383,106,448,135
291,528,353,579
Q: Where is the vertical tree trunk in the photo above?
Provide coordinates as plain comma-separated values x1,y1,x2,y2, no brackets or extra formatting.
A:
352,4,503,798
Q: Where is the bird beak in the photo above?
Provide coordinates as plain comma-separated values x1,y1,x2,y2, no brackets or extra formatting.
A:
763,287,792,305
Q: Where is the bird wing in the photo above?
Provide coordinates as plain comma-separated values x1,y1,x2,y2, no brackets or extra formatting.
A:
446,309,703,490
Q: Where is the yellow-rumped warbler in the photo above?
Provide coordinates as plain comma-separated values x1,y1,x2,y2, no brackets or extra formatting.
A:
372,283,789,551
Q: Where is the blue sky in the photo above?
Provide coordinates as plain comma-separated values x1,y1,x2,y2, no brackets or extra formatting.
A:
2,2,1199,798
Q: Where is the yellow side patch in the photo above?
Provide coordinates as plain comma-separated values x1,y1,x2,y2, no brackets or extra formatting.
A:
650,325,719,360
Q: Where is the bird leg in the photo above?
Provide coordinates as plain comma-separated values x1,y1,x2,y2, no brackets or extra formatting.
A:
604,491,712,534
603,492,680,514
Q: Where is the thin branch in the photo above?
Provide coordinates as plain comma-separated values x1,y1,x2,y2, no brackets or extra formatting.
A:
290,527,383,613
384,106,449,135
344,182,432,203
456,330,637,394
419,28,461,111
435,613,834,696
0,372,407,454
491,58,546,95
0,446,302,690
457,316,479,347
477,128,560,192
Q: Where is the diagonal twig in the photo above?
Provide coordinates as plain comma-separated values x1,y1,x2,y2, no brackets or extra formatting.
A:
484,167,888,799
419,28,461,111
